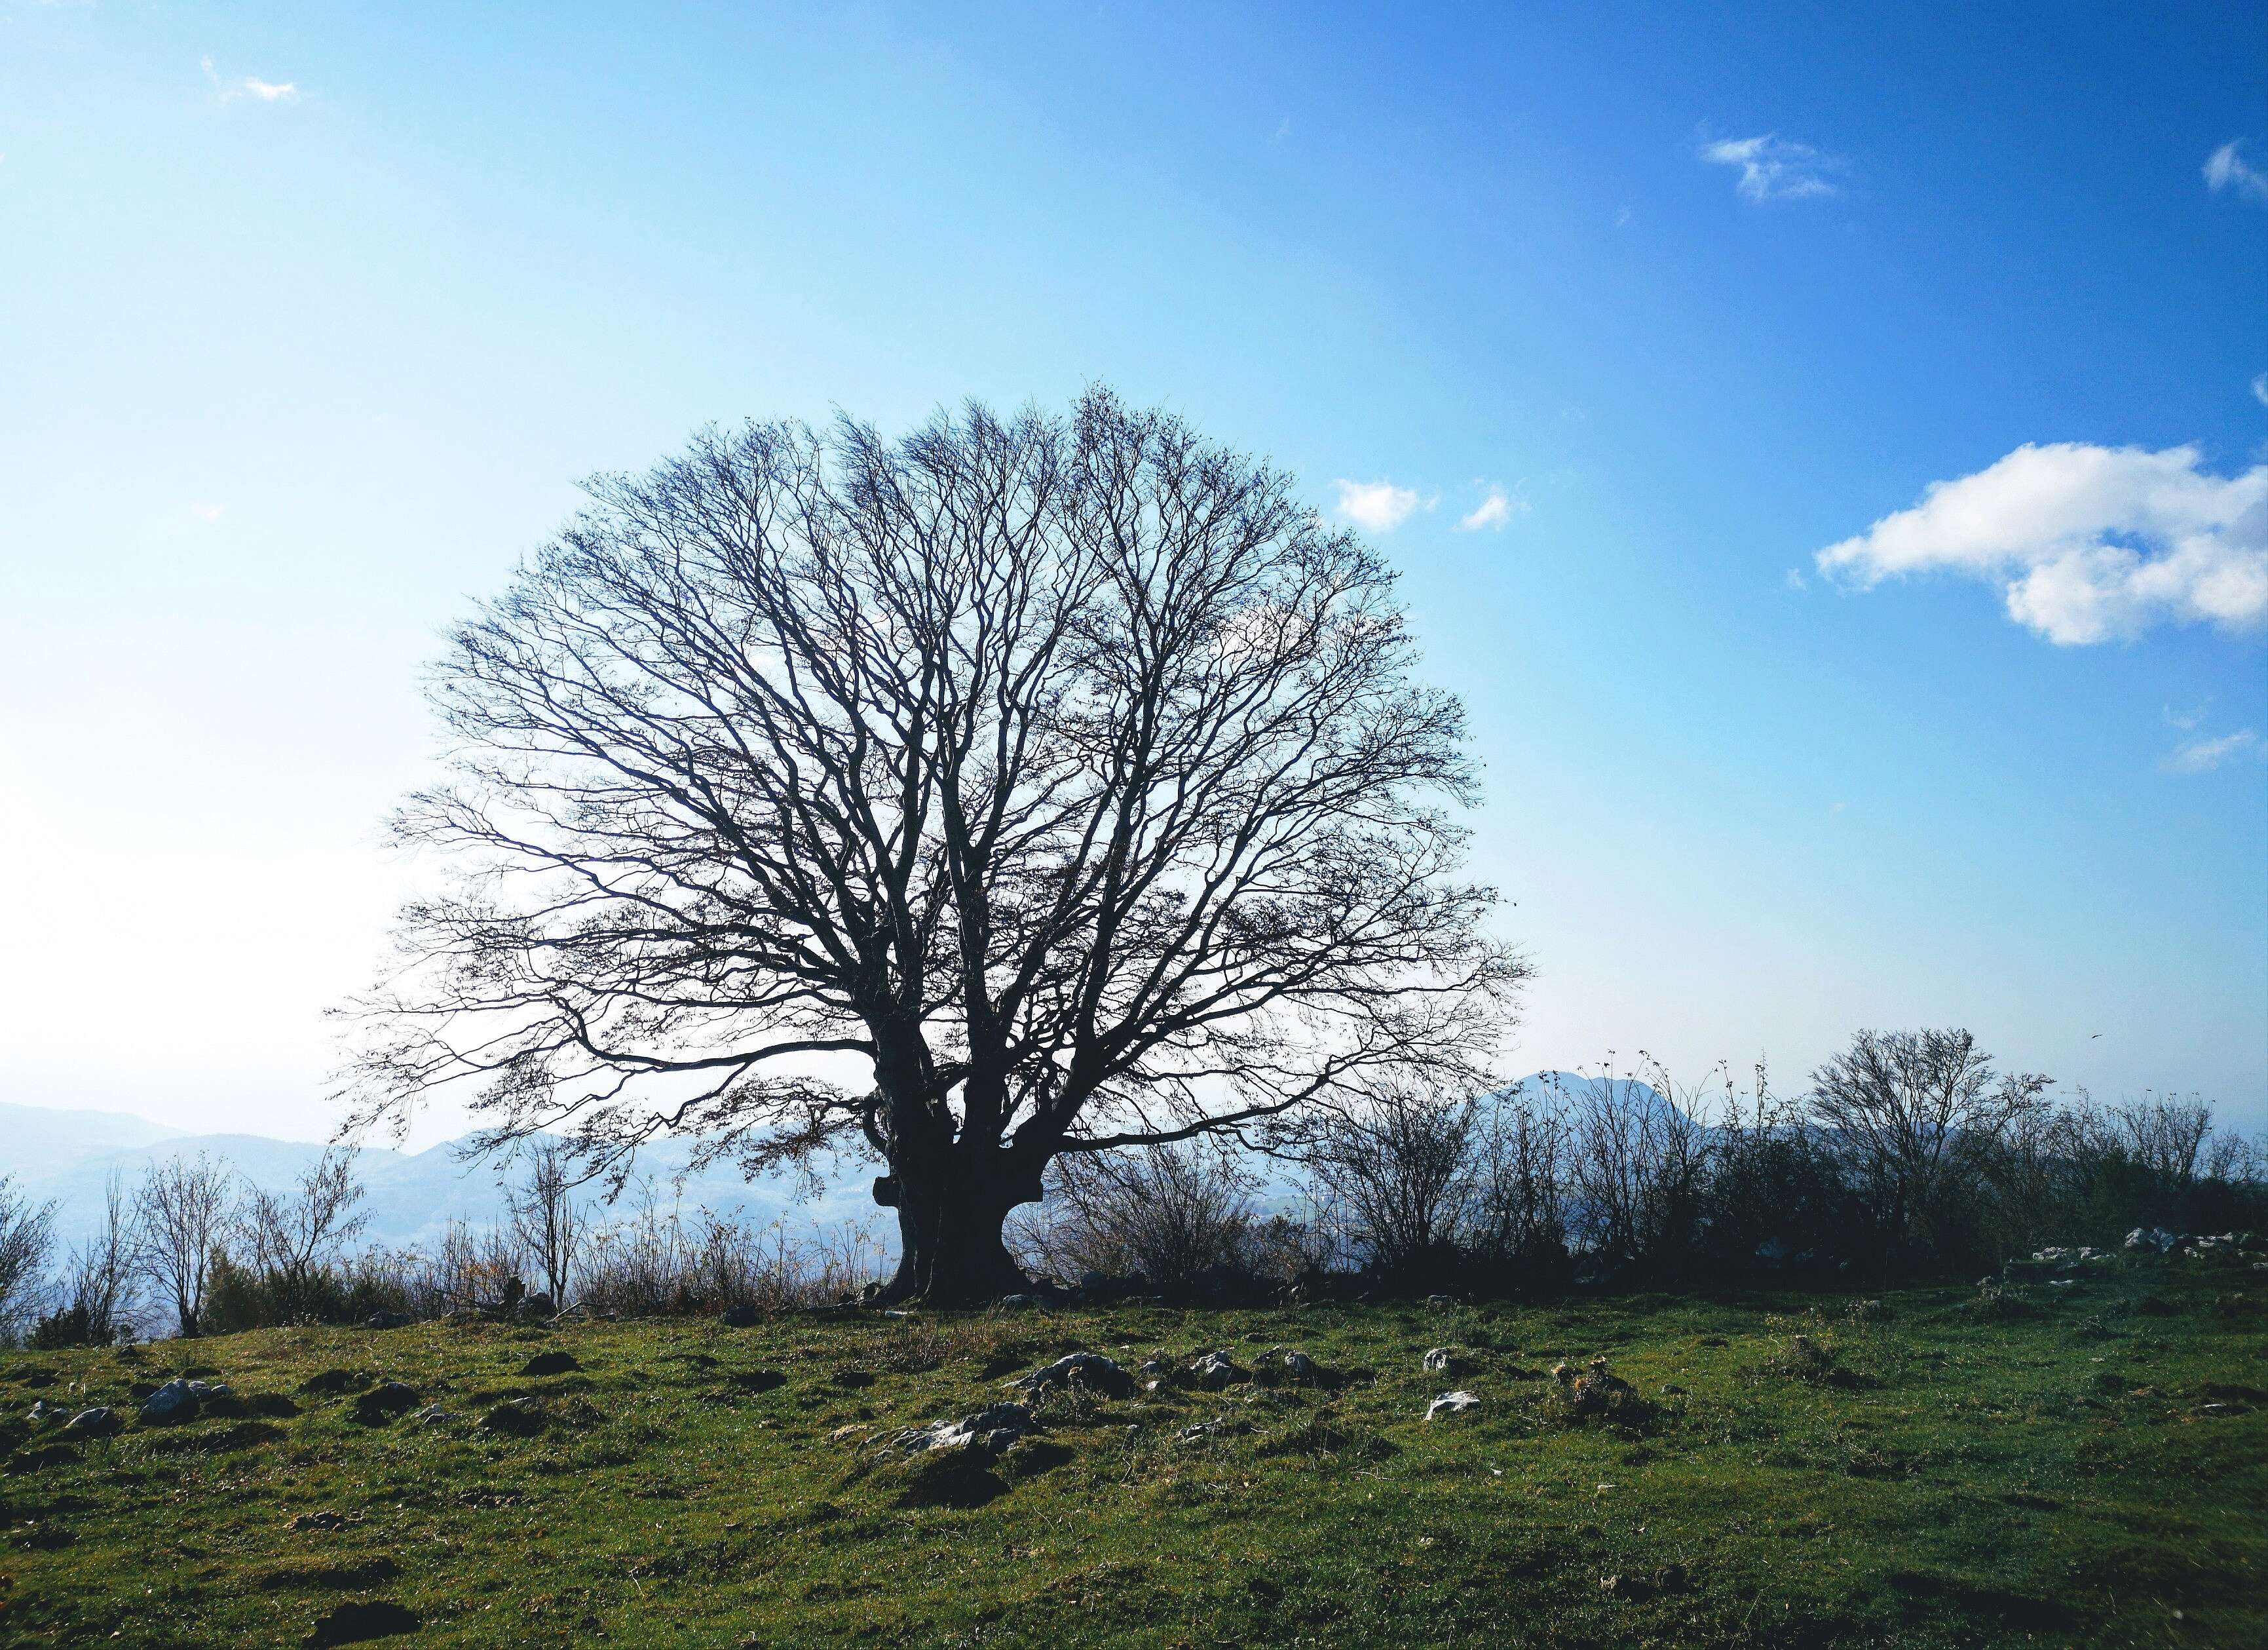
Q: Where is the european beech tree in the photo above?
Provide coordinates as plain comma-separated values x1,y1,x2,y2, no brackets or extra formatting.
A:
347,391,1521,1302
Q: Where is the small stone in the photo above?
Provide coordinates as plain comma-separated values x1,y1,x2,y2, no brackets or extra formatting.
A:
1426,1390,1481,1421
62,1406,120,1436
364,1311,413,1330
829,1423,868,1444
1661,1383,1688,1396
1281,1350,1319,1381
411,1405,459,1426
1422,1347,1457,1374
26,1399,58,1425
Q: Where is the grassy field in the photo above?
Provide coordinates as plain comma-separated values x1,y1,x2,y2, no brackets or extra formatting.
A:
3,1255,2263,1649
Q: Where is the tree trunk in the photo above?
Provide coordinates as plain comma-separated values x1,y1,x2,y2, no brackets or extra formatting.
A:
874,1154,1039,1305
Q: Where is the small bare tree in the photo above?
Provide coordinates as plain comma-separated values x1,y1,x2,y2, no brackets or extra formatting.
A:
1306,1083,1479,1278
57,1172,140,1344
238,1149,369,1317
508,1138,586,1306
1559,1064,1710,1269
1809,1027,2048,1253
0,1177,58,1343
134,1153,235,1337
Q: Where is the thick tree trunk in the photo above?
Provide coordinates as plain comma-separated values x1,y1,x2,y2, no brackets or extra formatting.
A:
873,1153,1040,1305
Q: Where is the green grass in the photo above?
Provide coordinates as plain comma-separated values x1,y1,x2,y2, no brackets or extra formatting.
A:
3,1258,2263,1648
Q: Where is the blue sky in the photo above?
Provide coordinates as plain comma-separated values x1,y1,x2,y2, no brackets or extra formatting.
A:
3,1,2263,1143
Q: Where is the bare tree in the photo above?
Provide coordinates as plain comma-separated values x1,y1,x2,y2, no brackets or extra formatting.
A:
238,1149,369,1317
134,1153,234,1337
1809,1028,2048,1253
0,1177,58,1342
347,391,1522,1301
1306,1083,1479,1278
508,1138,586,1305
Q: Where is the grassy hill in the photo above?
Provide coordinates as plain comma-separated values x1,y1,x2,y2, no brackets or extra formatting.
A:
3,1257,2262,1648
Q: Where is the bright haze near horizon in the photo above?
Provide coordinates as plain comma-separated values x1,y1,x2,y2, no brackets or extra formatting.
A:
3,3,2263,1153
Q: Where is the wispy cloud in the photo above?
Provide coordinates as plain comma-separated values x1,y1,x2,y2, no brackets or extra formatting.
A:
2252,372,2268,409
1815,442,2268,645
1456,484,1526,533
1331,479,1428,533
2165,729,2264,773
202,54,300,104
1700,133,1843,202
187,503,225,523
2204,140,2268,206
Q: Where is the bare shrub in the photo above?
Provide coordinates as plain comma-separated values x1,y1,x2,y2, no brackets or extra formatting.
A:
1305,1084,1478,1279
507,1138,586,1306
1015,1145,1258,1292
1466,1083,1569,1279
1557,1063,1709,1274
237,1149,369,1319
0,1176,58,1344
34,1173,140,1347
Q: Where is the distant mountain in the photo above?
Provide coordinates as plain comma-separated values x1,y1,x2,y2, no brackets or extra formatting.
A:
1,1102,879,1251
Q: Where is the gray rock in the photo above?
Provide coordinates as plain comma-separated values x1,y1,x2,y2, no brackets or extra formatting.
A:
1281,1350,1320,1381
411,1404,460,1426
1006,1352,1137,1400
1190,1350,1241,1390
887,1400,1034,1459
1176,1417,1249,1443
2125,1227,2179,1254
62,1405,120,1436
138,1378,206,1425
26,1399,59,1426
364,1310,413,1330
1422,1347,1457,1374
1426,1389,1481,1421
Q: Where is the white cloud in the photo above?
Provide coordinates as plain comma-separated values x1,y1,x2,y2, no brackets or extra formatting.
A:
202,54,299,104
2166,729,2263,773
1815,442,2268,645
1700,134,1842,202
1456,486,1525,533
2204,140,2268,206
2252,372,2268,410
1331,479,1427,533
188,503,225,522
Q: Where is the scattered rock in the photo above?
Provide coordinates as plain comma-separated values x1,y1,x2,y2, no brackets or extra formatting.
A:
1281,1350,1320,1382
62,1406,120,1436
829,1423,869,1444
1004,1352,1137,1400
410,1406,459,1427
1190,1350,1242,1390
349,1383,422,1427
884,1401,1035,1459
518,1351,581,1378
2125,1227,2179,1254
1176,1417,1251,1444
139,1378,229,1425
1661,1383,1688,1396
1426,1390,1481,1421
1136,1358,1171,1383
994,1294,1040,1311
304,1598,421,1646
362,1311,413,1331
1425,1294,1457,1307
1422,1347,1458,1375
719,1304,762,1328
26,1399,59,1426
